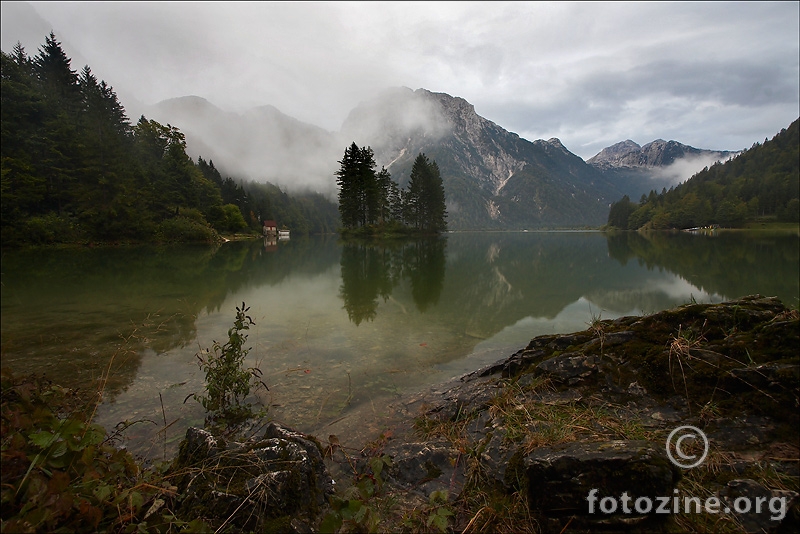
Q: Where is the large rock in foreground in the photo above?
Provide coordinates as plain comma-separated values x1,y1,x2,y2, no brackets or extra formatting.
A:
524,440,678,515
170,422,334,532
362,295,799,533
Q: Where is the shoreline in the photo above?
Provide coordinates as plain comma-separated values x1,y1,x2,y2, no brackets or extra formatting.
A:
4,294,798,532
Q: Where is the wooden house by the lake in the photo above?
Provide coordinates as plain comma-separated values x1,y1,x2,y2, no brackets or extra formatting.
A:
263,220,277,237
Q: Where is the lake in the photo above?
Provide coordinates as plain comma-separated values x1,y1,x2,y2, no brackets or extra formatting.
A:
1,230,798,461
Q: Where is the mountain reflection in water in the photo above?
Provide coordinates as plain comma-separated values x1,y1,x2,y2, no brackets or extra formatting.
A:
1,230,796,460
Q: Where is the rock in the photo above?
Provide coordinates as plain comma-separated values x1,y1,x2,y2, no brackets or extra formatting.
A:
176,426,219,465
718,478,799,533
584,330,636,352
729,364,800,389
627,381,647,397
479,428,524,491
385,442,466,500
170,422,334,531
536,351,598,382
523,440,678,516
499,348,548,377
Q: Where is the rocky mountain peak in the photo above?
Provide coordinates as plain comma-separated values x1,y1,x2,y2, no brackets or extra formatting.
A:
588,138,734,170
586,140,642,168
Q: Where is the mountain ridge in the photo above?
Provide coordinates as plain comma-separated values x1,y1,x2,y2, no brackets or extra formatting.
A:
588,138,737,170
143,87,744,229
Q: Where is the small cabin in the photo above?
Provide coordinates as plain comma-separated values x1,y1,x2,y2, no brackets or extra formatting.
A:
263,220,277,236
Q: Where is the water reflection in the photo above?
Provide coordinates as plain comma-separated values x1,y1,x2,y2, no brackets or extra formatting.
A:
0,238,341,401
605,231,799,307
339,238,447,325
1,230,797,461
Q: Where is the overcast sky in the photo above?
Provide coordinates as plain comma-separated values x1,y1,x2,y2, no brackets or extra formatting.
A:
2,1,798,159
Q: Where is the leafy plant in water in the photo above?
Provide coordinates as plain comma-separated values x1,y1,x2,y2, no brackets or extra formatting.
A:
190,302,267,425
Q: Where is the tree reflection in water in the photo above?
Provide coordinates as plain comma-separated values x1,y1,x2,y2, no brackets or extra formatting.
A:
339,238,447,325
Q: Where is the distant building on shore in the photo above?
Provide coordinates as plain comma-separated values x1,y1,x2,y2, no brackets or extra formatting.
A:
263,220,277,237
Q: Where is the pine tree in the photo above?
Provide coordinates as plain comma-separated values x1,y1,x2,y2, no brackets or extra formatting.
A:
34,32,79,108
335,142,380,229
336,142,361,229
375,166,392,223
406,153,447,233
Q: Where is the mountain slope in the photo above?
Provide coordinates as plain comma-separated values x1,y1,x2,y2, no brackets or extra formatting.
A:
143,96,342,198
342,88,625,229
588,139,738,200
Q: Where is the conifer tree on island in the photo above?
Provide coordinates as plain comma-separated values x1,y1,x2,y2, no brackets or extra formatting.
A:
406,153,447,233
335,143,447,235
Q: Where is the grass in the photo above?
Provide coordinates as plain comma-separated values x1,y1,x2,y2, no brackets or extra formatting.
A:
670,446,799,533
400,375,676,532
741,221,800,232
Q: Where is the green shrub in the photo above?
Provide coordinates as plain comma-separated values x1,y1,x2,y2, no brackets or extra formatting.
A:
0,371,206,532
190,302,267,425
156,216,218,243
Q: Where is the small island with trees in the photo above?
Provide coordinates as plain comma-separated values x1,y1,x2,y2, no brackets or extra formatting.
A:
335,142,447,237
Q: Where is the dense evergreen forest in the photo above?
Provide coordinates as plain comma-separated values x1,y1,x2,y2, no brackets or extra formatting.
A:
1,33,338,247
607,118,799,230
336,143,447,236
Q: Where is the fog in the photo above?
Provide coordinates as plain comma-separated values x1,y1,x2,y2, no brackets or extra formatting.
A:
650,152,740,187
2,1,797,191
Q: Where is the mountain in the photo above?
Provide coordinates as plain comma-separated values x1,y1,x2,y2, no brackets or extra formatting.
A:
588,139,735,169
0,4,753,231
587,139,737,200
341,87,625,229
608,118,799,230
143,96,343,198
146,89,743,230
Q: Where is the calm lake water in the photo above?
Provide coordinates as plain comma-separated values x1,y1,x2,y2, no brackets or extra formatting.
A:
2,230,798,461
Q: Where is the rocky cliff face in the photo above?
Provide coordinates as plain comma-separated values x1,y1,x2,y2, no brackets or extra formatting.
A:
588,139,735,170
342,88,623,229
587,139,739,200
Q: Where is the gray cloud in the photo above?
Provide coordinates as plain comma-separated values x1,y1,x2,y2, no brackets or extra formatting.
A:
2,1,797,163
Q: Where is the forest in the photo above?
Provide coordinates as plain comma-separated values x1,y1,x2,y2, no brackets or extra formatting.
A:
336,143,447,236
607,118,799,230
1,33,339,247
